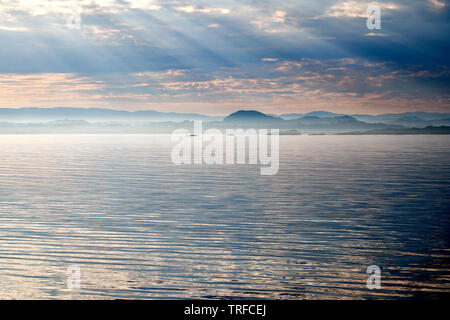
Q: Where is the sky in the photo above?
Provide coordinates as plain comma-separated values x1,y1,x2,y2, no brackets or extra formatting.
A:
0,0,449,115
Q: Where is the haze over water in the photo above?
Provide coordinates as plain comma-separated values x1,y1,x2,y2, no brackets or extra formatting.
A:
0,134,449,299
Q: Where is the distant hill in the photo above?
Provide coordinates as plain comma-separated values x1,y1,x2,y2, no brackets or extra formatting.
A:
280,111,343,120
0,107,221,122
281,111,450,127
337,126,450,135
1,107,450,134
224,110,280,123
209,110,400,133
351,112,450,127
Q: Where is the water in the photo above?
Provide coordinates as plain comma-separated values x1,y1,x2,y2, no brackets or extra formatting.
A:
0,134,449,299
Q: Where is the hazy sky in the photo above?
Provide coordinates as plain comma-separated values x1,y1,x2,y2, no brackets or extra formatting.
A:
0,0,449,115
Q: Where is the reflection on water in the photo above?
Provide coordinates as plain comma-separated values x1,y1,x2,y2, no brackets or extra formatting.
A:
0,134,449,299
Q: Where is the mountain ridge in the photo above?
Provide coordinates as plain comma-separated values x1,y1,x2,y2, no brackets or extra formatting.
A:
1,107,450,133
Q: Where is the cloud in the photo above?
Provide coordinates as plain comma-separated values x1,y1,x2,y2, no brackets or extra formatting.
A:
1,58,448,114
272,10,286,23
0,26,29,31
0,73,106,108
128,0,161,10
0,0,448,114
262,58,279,62
429,0,446,9
364,32,388,37
174,6,230,14
324,1,399,18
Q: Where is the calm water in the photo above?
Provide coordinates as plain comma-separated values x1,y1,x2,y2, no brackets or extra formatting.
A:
0,134,449,299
